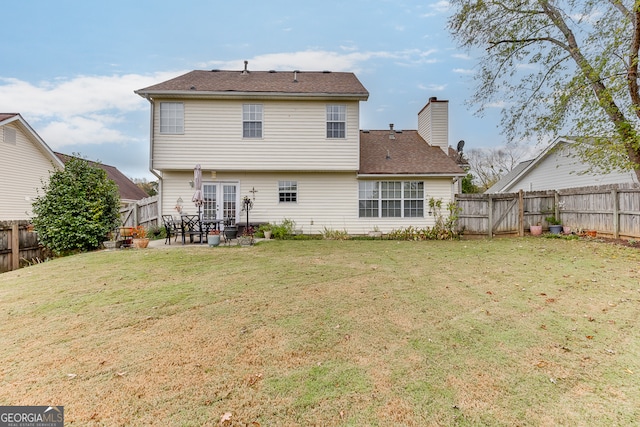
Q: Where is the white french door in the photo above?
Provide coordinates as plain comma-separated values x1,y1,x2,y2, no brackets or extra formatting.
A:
203,183,238,224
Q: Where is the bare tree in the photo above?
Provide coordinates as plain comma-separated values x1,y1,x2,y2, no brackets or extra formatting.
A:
466,144,534,191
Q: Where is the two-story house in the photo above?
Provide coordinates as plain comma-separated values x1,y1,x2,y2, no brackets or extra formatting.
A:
135,65,464,234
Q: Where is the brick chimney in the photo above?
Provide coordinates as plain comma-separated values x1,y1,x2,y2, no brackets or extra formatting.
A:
417,97,449,154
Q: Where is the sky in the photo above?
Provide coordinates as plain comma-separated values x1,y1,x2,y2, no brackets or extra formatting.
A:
0,0,514,180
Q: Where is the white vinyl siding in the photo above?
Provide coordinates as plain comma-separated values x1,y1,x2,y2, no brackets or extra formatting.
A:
418,100,448,153
159,172,456,235
0,123,61,220
152,99,360,171
160,102,184,134
505,142,639,192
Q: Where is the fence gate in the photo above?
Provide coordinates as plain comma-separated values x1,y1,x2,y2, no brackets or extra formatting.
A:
456,192,524,238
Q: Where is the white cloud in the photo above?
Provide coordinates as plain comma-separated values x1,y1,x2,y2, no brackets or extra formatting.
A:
418,83,447,91
485,100,507,108
452,68,474,74
0,71,182,148
430,1,450,13
451,53,471,60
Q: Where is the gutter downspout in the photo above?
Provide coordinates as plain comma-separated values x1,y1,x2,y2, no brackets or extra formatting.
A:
141,94,164,215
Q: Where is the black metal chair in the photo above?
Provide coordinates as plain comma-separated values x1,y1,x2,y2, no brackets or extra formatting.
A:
181,214,203,244
162,215,181,245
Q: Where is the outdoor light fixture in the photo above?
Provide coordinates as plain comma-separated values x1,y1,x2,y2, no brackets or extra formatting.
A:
189,180,194,188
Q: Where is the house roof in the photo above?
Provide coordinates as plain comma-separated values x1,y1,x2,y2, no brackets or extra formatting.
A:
135,69,369,100
54,153,149,202
359,130,465,176
0,113,18,122
485,159,535,193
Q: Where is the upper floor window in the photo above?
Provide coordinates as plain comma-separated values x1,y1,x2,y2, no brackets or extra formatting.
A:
3,127,16,145
358,181,424,218
279,181,297,203
159,102,184,134
243,104,263,138
326,105,346,138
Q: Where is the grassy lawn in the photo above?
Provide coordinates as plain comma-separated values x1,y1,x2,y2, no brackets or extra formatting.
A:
1,238,639,426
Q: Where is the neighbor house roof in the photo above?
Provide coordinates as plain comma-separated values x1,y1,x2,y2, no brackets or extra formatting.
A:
55,153,149,202
135,69,369,100
485,159,534,193
359,130,465,176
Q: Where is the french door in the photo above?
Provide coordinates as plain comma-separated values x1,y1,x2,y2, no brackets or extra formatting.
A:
202,183,238,225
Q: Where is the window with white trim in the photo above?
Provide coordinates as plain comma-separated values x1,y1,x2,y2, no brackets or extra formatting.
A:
3,127,16,145
358,181,424,218
326,105,346,138
278,181,297,203
243,104,263,138
159,102,184,134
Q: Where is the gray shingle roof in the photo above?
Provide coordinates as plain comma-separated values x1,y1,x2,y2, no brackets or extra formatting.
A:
135,70,369,99
359,130,465,175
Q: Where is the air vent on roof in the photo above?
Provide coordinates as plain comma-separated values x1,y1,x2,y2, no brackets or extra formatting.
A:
269,70,276,73
362,130,370,133
293,70,299,83
322,70,331,73
190,86,196,90
211,69,220,72
242,60,249,74
389,124,396,140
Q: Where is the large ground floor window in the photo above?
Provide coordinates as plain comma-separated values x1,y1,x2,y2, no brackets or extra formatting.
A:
359,181,424,218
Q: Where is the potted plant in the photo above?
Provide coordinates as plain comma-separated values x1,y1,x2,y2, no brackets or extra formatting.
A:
102,231,120,250
545,215,563,234
258,223,272,239
207,229,221,247
530,222,543,236
132,225,150,248
368,225,382,239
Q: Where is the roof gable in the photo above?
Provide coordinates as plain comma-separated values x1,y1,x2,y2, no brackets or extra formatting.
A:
0,113,65,168
359,130,465,176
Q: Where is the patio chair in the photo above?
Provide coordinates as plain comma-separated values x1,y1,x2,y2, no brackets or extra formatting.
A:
181,214,203,244
162,215,181,245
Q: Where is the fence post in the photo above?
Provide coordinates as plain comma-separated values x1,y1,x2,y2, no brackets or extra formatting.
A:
487,195,493,238
518,190,524,237
612,189,619,239
11,222,19,271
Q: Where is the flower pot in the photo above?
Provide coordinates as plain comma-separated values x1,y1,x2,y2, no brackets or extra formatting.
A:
563,226,571,235
530,225,543,236
103,241,118,250
585,230,597,237
549,225,563,234
263,230,272,239
368,231,382,239
132,238,150,249
208,234,220,247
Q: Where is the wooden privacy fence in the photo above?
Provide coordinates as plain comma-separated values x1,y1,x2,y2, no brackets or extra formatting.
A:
456,185,640,239
120,196,159,229
0,221,46,273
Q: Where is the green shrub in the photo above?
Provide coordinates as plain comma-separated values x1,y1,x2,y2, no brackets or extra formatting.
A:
271,218,296,239
321,227,350,240
31,156,121,255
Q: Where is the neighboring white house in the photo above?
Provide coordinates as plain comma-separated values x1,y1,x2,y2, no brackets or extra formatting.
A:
486,137,639,193
135,65,465,234
0,113,64,220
